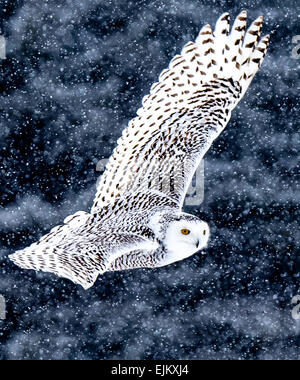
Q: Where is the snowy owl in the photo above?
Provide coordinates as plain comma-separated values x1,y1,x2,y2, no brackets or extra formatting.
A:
9,12,269,289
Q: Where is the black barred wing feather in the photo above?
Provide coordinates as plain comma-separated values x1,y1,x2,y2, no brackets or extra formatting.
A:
107,250,159,272
92,11,269,213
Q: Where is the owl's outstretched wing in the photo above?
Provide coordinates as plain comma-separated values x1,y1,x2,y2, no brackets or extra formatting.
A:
9,211,158,289
92,11,269,214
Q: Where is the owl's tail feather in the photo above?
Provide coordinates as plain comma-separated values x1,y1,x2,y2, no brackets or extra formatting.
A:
9,211,102,290
168,11,270,102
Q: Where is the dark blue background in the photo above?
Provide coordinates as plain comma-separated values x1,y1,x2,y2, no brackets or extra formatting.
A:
0,0,299,359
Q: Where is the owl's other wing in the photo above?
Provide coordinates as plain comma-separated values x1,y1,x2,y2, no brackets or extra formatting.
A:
9,211,158,289
92,12,269,214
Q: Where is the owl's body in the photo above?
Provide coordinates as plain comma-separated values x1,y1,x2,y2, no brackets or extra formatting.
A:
9,12,270,289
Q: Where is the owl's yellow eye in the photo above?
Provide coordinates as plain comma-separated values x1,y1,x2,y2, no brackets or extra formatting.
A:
181,229,190,235
203,230,206,236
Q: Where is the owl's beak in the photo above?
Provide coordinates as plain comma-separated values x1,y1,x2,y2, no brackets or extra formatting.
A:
196,240,200,248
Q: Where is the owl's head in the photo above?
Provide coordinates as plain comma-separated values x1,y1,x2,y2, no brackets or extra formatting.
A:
150,212,210,266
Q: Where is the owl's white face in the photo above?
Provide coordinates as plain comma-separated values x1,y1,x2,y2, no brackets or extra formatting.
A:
161,219,210,266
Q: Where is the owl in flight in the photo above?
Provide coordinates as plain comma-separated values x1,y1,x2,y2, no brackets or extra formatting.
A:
10,12,269,289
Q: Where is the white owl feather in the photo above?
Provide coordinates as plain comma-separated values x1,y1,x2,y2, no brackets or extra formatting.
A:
9,12,270,289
